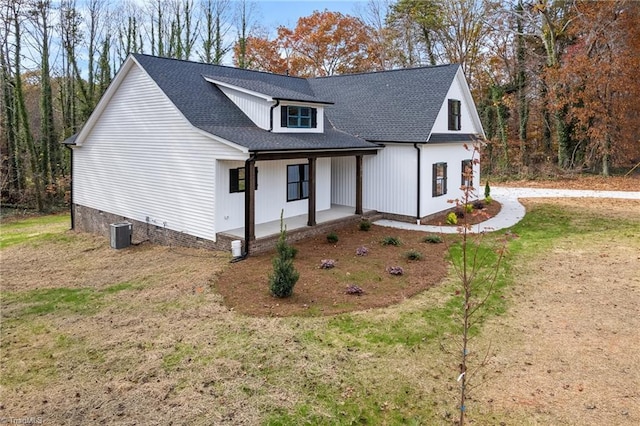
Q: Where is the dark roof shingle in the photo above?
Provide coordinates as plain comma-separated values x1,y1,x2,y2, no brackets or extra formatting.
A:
309,65,459,143
132,54,459,151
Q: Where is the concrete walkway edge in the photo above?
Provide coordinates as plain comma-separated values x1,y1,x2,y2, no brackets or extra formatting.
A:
374,186,640,234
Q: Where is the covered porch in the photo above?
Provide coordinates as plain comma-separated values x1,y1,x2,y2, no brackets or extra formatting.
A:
223,204,374,240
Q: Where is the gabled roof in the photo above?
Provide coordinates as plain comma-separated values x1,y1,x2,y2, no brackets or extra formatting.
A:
132,54,372,152
309,64,460,143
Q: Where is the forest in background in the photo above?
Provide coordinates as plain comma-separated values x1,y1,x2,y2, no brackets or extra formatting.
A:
1,0,639,212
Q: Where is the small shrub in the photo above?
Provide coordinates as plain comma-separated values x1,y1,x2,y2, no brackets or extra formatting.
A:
358,220,371,231
446,212,458,225
327,232,339,244
404,249,423,261
320,259,336,269
423,234,443,244
381,236,401,246
484,195,493,205
356,246,369,256
269,211,299,298
465,203,474,214
472,200,485,210
387,266,404,276
484,181,491,199
345,284,364,295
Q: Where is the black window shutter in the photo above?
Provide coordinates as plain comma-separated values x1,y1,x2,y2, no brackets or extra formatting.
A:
432,163,437,197
281,105,288,128
448,100,454,130
254,168,258,190
230,168,239,193
311,108,317,128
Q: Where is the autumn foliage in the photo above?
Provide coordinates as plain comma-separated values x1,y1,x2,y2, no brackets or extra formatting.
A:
234,10,375,77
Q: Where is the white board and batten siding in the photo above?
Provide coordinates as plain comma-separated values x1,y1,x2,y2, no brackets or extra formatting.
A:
432,68,484,136
331,145,418,217
420,144,481,217
218,86,272,130
73,63,244,242
332,143,480,219
216,158,332,233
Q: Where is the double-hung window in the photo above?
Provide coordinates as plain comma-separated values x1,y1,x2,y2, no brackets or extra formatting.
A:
281,106,317,128
432,162,447,197
461,159,473,189
287,164,309,201
448,99,461,131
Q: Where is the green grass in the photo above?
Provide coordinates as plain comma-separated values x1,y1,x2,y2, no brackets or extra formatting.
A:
2,281,144,318
2,205,638,424
0,214,70,249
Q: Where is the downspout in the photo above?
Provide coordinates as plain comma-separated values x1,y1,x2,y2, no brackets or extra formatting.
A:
64,144,75,230
269,99,280,131
414,143,421,225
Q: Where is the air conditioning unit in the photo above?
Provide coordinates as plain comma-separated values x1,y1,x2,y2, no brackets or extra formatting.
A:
110,222,132,249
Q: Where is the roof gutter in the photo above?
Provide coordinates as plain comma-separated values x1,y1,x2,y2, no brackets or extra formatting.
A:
414,143,422,225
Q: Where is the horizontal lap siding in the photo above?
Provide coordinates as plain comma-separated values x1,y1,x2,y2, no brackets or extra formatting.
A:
73,64,241,241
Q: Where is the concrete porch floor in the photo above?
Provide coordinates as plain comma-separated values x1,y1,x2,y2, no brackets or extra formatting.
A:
223,204,368,239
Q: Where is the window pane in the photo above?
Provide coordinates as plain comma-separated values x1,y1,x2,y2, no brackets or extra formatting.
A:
287,165,299,183
302,164,309,180
302,181,309,198
238,180,245,191
289,106,299,116
238,168,245,180
300,118,310,127
288,183,299,200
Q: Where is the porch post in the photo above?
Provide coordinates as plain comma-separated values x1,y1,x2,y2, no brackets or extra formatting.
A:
355,155,363,215
244,157,256,252
307,157,316,226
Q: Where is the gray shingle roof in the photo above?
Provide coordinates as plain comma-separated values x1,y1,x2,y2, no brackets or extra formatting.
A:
309,64,460,143
203,74,332,104
133,54,373,152
132,54,459,151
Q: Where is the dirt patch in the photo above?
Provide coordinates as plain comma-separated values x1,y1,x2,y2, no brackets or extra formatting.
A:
493,174,639,191
475,198,640,425
215,224,450,316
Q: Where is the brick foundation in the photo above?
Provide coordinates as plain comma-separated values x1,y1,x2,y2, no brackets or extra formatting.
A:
72,204,231,251
72,204,384,255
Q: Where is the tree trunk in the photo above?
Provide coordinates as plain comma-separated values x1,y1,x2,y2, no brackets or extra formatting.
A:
13,5,44,211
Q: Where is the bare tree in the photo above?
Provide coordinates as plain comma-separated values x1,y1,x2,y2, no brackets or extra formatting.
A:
199,0,232,64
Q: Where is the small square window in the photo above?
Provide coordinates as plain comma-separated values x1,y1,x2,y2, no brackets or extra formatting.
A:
230,167,258,193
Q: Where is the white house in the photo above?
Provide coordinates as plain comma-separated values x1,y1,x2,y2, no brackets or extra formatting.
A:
65,54,484,254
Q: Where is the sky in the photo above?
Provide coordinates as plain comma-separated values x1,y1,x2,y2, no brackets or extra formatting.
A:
250,1,368,34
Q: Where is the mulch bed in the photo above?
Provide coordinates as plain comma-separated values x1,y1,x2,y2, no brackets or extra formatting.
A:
214,201,501,317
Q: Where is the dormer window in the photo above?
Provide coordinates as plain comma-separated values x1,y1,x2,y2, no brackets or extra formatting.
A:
281,105,317,129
